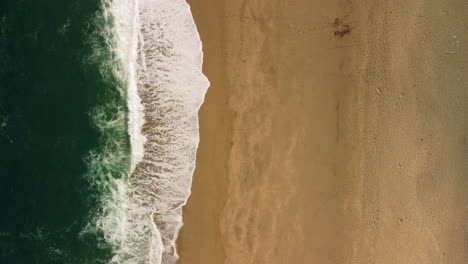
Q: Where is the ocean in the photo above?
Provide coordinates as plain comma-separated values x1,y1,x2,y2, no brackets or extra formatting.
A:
0,0,208,263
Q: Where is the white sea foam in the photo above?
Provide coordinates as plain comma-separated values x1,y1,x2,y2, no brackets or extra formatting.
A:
99,0,209,263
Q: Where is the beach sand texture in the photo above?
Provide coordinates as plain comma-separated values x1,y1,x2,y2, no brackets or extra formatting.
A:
178,0,468,263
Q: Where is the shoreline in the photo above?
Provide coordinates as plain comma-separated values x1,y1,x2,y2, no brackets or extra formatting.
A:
179,0,468,263
177,0,230,262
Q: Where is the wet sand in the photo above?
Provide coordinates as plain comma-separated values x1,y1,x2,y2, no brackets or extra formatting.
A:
178,0,468,263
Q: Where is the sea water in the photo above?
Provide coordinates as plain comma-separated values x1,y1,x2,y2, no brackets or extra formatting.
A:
0,0,208,263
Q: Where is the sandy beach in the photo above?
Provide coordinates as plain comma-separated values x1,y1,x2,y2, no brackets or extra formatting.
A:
178,0,468,263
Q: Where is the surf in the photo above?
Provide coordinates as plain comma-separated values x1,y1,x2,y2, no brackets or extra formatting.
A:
88,0,209,263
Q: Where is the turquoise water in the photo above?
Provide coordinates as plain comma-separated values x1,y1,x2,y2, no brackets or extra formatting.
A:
0,1,130,263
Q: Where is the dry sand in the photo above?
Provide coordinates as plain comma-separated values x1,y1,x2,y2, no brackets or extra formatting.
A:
178,0,468,263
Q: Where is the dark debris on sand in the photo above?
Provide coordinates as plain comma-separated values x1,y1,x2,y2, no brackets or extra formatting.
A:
333,18,352,38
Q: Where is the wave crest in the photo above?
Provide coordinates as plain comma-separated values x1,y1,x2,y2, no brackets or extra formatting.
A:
87,0,209,263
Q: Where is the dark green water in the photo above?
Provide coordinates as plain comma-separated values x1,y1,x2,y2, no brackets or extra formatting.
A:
0,1,130,263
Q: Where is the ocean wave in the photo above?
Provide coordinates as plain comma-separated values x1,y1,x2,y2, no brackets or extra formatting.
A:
85,0,209,263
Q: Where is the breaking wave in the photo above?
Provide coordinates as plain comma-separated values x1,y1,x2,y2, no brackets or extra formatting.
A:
84,0,209,263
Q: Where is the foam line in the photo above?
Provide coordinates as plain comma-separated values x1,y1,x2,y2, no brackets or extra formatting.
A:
97,0,209,263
